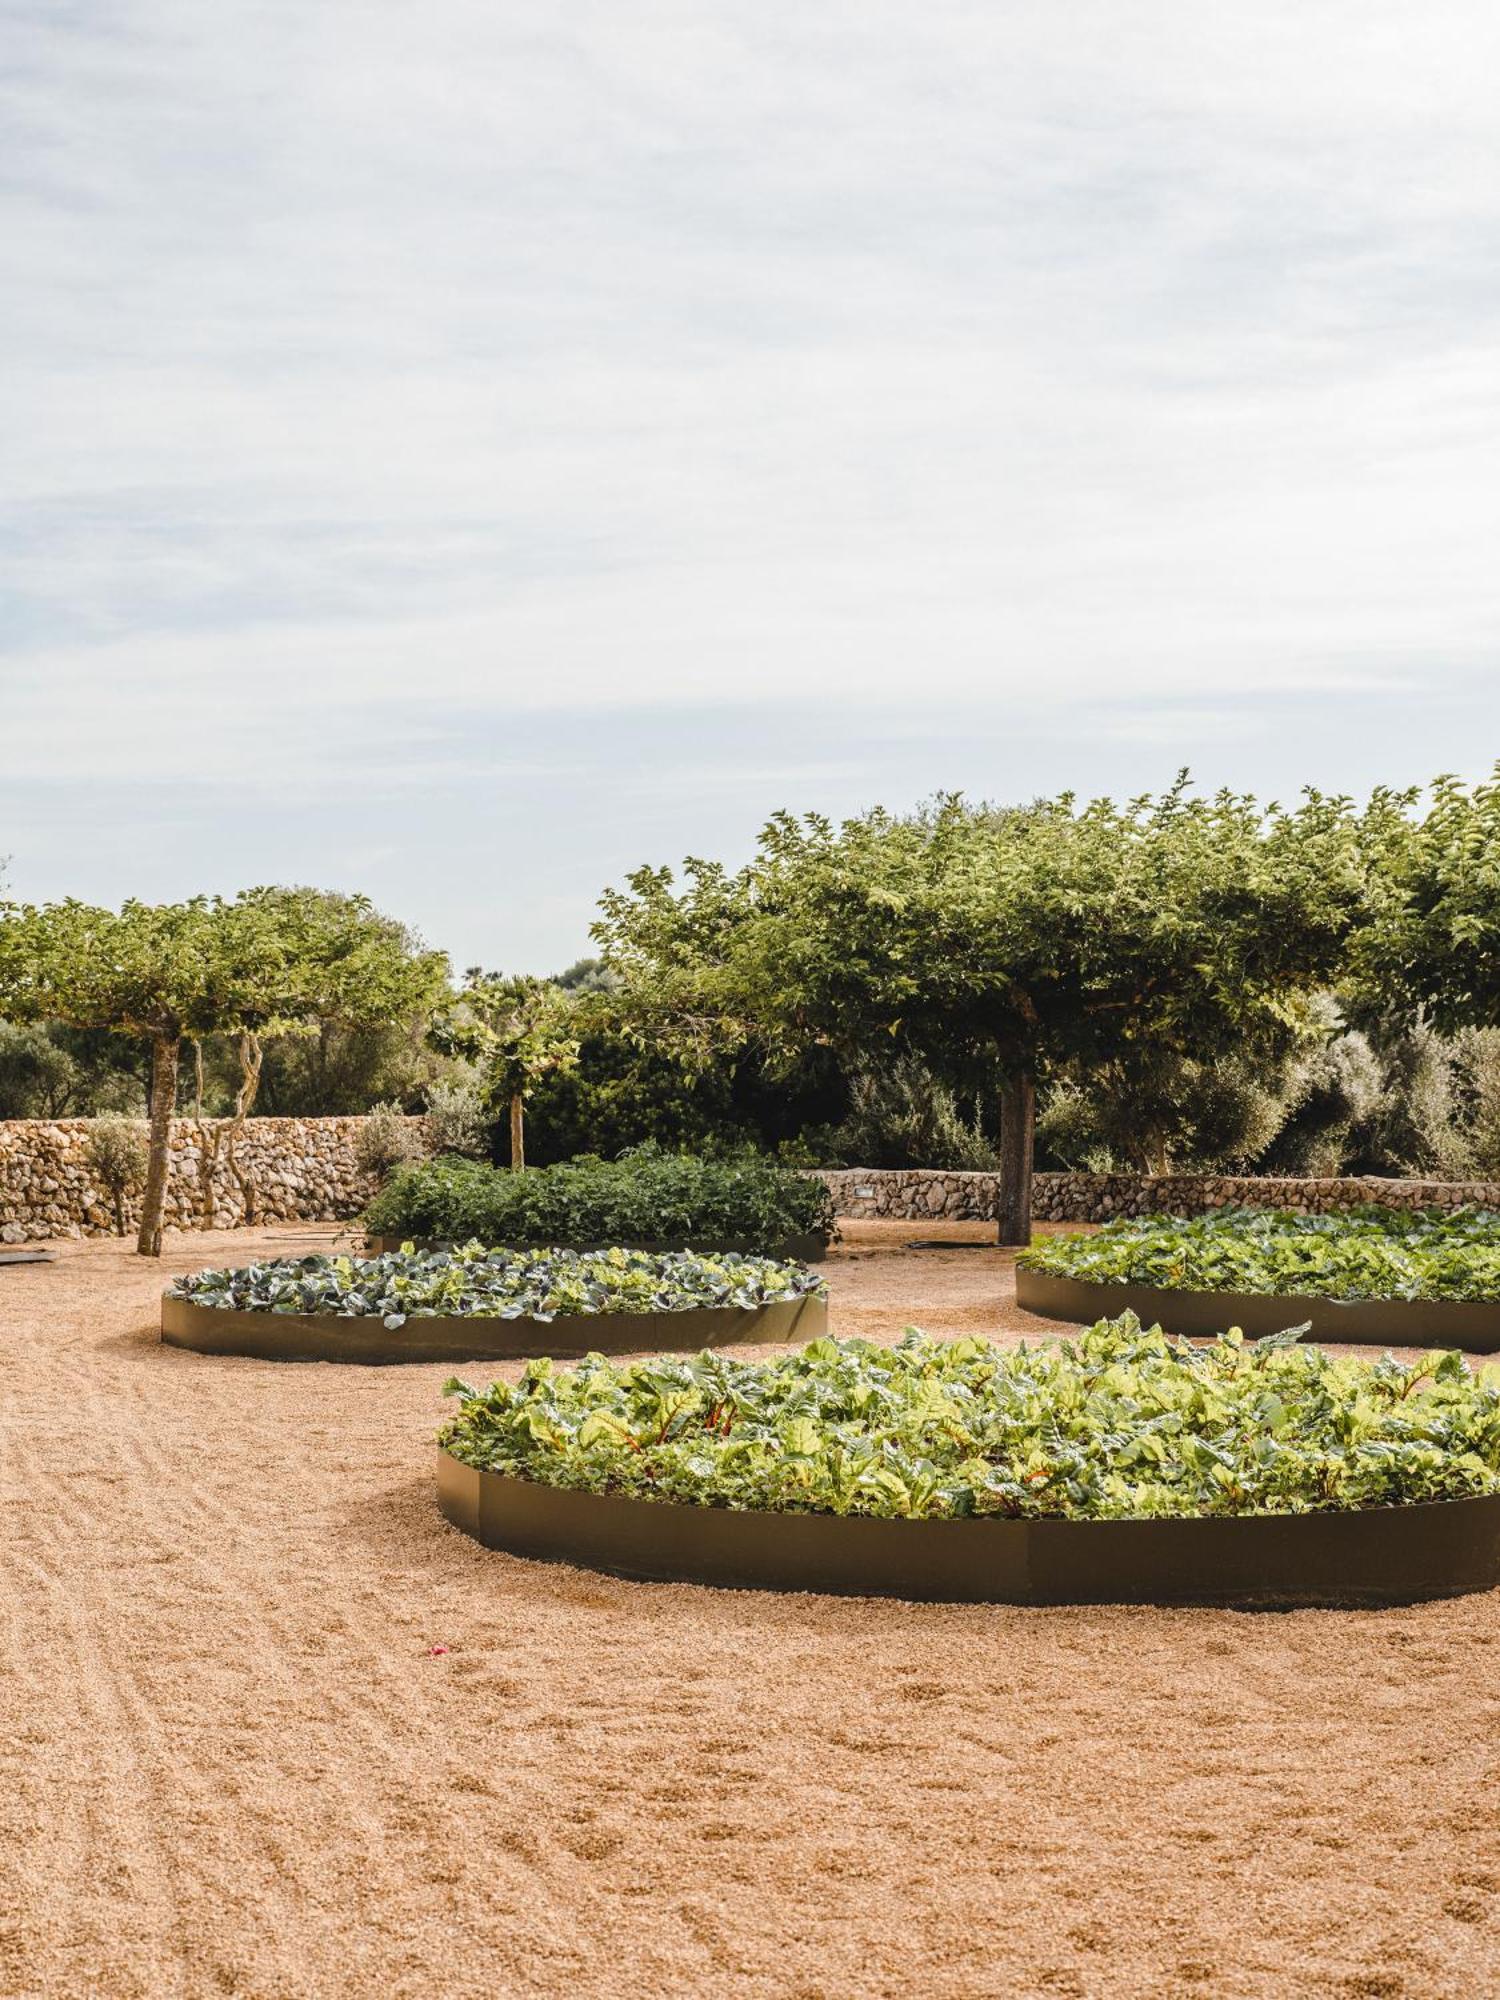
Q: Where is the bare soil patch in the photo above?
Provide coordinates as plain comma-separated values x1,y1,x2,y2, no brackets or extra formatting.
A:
4,1220,1499,1998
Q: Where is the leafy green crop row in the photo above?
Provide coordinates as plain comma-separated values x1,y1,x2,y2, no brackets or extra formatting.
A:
440,1318,1500,1520
364,1143,835,1252
1017,1206,1500,1302
169,1243,826,1325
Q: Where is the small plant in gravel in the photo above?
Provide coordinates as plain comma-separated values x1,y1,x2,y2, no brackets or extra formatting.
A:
1018,1206,1500,1303
440,1318,1500,1520
168,1242,826,1325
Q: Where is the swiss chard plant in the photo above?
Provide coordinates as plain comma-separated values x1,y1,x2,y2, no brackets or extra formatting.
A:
1017,1206,1500,1303
169,1242,825,1325
440,1318,1500,1520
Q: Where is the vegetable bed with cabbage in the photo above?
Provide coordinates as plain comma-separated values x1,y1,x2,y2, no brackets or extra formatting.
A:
168,1243,825,1325
440,1318,1500,1520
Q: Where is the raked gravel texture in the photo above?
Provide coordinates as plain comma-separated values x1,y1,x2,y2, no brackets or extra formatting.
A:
4,1217,1499,1999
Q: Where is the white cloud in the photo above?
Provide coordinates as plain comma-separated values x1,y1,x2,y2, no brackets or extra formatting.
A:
3,0,1500,949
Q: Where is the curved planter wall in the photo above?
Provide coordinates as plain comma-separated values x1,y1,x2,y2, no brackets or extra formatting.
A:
436,1452,1500,1608
364,1233,828,1263
1015,1267,1500,1353
161,1291,826,1365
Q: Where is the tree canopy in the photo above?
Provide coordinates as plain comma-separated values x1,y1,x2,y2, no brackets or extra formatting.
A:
1353,769,1500,1032
595,781,1372,1240
0,888,448,1253
432,974,582,1169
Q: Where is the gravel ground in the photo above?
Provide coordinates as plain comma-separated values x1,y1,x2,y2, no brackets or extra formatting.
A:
4,1219,1499,2000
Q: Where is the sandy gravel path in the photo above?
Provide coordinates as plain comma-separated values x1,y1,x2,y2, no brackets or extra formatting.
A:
4,1220,1499,2000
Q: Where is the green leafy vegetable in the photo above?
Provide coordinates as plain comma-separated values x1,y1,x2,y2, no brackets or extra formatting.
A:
364,1143,835,1253
439,1318,1500,1520
1018,1206,1500,1303
169,1242,825,1323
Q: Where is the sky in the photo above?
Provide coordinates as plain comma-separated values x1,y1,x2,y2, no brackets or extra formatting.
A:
3,1,1499,972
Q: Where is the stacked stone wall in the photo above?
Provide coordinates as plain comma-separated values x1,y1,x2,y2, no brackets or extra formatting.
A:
820,1168,1500,1224
0,1116,428,1243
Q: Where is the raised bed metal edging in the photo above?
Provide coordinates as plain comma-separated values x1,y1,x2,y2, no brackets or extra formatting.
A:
435,1452,1500,1608
363,1234,829,1263
1014,1266,1500,1353
160,1291,827,1365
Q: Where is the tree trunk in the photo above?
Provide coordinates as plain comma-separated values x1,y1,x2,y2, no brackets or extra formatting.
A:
996,1068,1036,1247
137,1035,180,1257
509,1092,525,1171
225,1032,265,1224
191,1041,224,1231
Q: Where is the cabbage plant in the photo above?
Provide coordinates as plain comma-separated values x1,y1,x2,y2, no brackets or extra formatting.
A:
169,1242,825,1325
440,1318,1500,1520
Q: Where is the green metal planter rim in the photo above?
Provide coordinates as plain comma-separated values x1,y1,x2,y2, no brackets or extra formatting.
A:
363,1233,828,1263
160,1290,827,1365
1015,1266,1500,1353
435,1449,1500,1608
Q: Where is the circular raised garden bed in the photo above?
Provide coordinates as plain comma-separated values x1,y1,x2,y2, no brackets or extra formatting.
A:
1014,1266,1500,1351
436,1452,1500,1607
161,1290,826,1364
162,1244,827,1364
436,1321,1500,1606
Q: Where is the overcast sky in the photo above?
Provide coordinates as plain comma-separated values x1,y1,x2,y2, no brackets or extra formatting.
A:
4,1,1498,971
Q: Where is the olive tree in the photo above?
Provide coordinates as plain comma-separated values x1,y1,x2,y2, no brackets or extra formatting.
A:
0,889,448,1254
595,782,1368,1243
187,888,448,1227
433,974,581,1169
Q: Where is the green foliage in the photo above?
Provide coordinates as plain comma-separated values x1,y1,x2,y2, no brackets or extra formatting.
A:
595,780,1370,1237
82,1114,149,1234
0,886,450,1253
423,1078,489,1158
0,1021,144,1119
170,1242,824,1323
1355,769,1500,1032
439,1318,1500,1520
365,1144,836,1251
1018,1206,1500,1302
823,1056,998,1170
433,974,580,1105
354,1100,427,1178
432,974,582,1166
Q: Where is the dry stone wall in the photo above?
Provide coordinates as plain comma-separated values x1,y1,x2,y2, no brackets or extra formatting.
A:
0,1116,429,1243
821,1168,1500,1224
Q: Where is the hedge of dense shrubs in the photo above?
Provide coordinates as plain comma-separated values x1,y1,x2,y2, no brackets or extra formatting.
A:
441,1317,1500,1520
1018,1206,1500,1302
364,1145,835,1253
169,1243,825,1323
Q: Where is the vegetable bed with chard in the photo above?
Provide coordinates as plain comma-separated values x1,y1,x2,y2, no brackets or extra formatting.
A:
167,1243,825,1326
1017,1206,1500,1303
440,1318,1500,1521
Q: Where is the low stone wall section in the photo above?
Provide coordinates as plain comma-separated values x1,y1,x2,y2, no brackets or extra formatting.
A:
820,1168,1500,1224
0,1116,428,1242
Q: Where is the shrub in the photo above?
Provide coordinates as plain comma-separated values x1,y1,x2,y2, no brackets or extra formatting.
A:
440,1318,1500,1519
423,1079,489,1159
168,1243,824,1321
364,1143,836,1253
1018,1206,1500,1302
354,1100,426,1179
83,1114,149,1234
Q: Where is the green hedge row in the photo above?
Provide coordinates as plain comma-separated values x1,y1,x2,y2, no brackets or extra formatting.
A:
364,1145,836,1255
